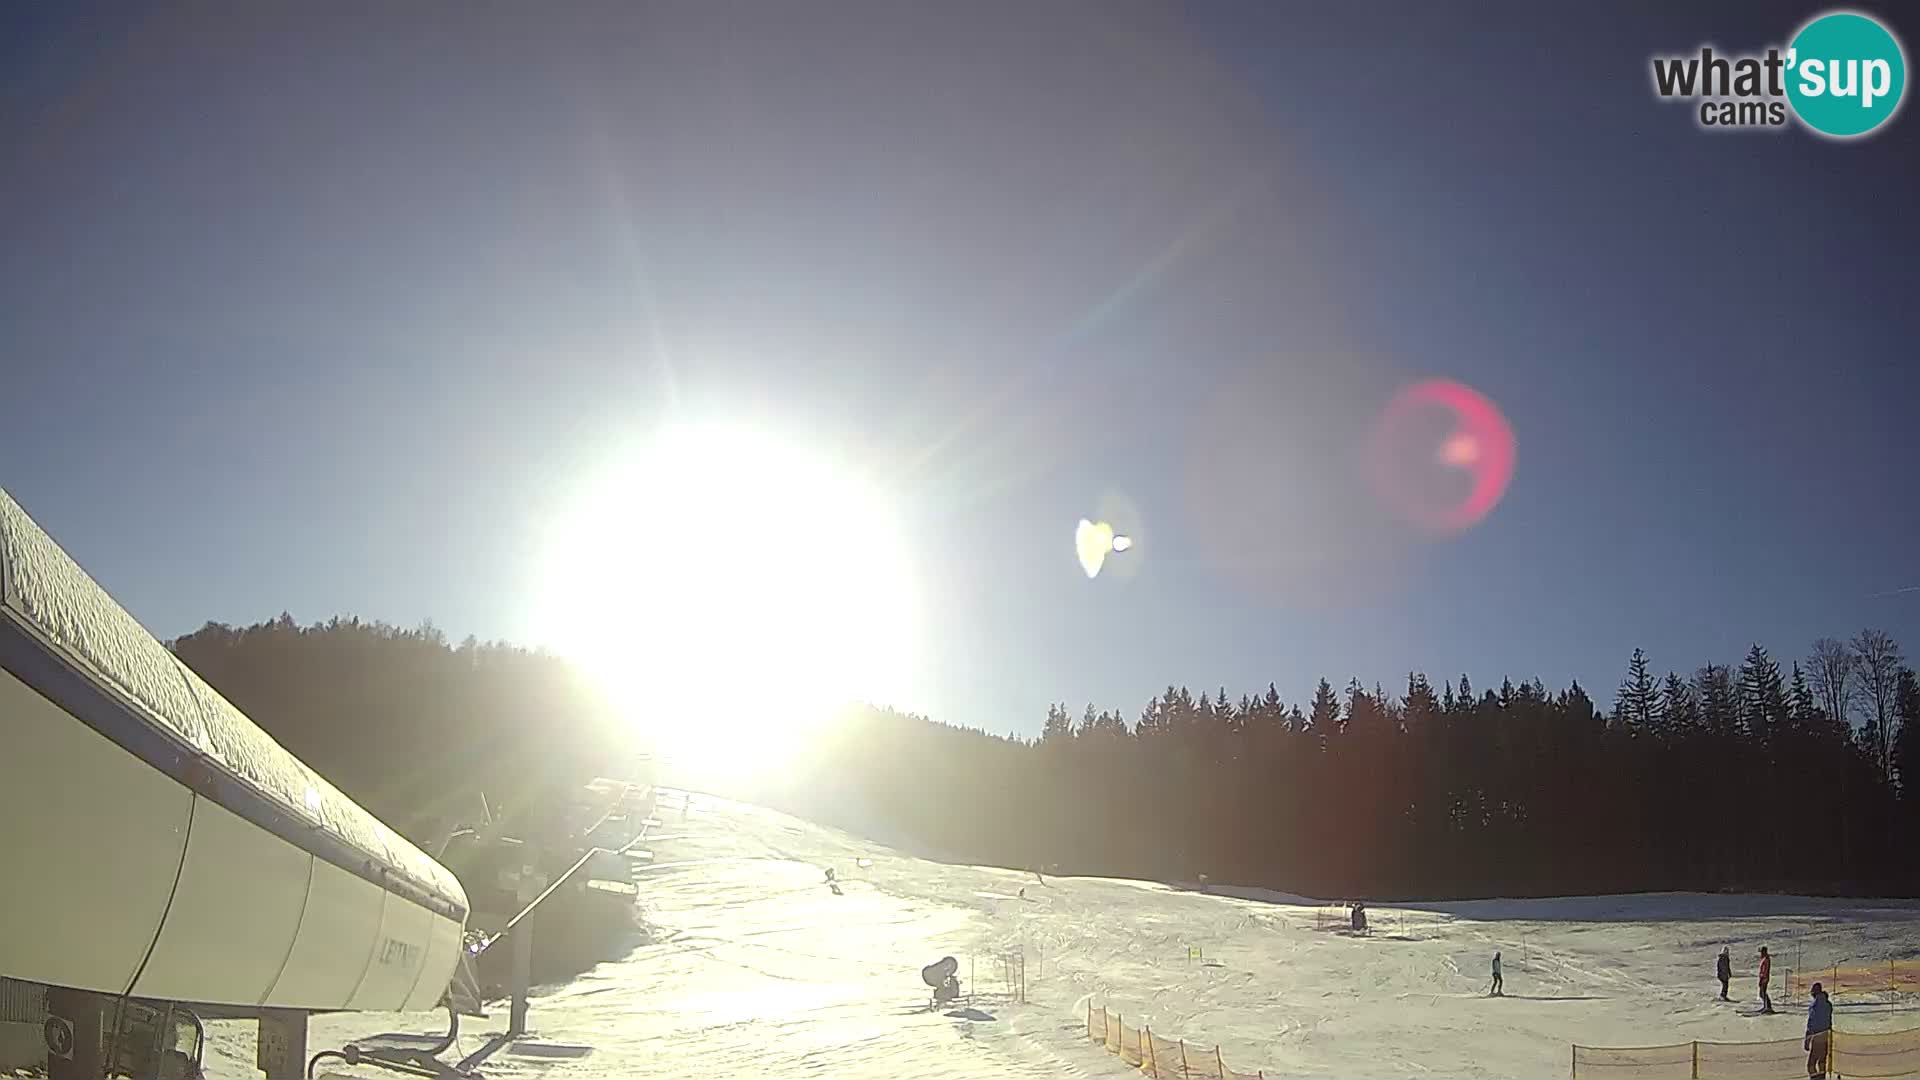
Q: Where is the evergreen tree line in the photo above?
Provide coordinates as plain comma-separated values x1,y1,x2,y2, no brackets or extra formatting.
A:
765,632,1920,900
169,614,626,846
171,614,1920,900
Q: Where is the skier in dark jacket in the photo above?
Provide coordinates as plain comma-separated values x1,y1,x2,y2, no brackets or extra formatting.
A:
1805,983,1833,1078
1490,952,1504,997
1717,947,1733,1001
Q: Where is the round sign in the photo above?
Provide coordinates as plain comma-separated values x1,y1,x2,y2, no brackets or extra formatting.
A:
44,1015,74,1059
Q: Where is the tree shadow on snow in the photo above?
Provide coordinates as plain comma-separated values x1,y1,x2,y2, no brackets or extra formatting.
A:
1191,886,1920,926
1397,894,1920,925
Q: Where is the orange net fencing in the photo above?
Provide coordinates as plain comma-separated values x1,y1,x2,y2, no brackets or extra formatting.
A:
1785,958,1920,1001
1087,1003,1267,1080
1573,1026,1920,1079
1834,1027,1920,1078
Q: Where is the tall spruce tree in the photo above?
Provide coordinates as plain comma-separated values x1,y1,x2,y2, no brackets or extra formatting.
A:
1737,644,1787,743
1616,648,1657,731
1660,672,1699,737
1697,665,1739,738
1307,678,1340,736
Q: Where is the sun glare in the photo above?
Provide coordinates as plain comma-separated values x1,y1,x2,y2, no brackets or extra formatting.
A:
538,424,921,782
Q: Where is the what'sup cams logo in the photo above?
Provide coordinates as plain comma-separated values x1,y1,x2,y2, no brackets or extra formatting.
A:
1650,9,1907,138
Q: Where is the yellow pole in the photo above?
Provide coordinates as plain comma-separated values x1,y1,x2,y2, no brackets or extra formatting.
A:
1179,1039,1190,1080
1144,1024,1156,1078
1215,1044,1225,1078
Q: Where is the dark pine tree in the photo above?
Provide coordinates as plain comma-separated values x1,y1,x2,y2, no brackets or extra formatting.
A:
1615,648,1657,733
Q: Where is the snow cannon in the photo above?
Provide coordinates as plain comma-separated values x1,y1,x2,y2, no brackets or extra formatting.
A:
921,956,961,1006
921,956,959,988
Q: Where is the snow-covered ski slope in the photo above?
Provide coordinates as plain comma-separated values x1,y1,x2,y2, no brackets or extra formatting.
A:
208,791,1920,1079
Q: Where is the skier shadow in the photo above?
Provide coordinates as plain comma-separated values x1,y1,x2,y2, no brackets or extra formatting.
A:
1499,994,1608,1002
1320,929,1420,943
893,1006,999,1021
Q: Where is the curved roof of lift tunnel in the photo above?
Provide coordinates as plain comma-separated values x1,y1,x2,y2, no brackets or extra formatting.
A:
0,486,467,923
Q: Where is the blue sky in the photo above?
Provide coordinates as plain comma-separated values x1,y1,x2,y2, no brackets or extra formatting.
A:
4,1,1916,735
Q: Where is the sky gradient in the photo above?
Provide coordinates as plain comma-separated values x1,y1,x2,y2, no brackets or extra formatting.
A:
4,1,1917,735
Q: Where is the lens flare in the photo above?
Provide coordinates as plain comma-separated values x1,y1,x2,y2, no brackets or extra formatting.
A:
1075,519,1131,578
1368,379,1516,534
1440,432,1481,467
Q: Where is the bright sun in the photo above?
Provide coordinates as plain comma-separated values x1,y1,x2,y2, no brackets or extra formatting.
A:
537,423,921,782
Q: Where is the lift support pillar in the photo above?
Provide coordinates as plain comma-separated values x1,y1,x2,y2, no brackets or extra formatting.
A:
257,1007,309,1080
44,987,105,1080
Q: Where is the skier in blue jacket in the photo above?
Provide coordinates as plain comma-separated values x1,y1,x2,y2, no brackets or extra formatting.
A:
1805,983,1833,1079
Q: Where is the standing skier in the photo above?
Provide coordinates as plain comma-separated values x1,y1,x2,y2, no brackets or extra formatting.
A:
1717,946,1733,1001
1804,982,1833,1078
1758,946,1774,1014
1490,952,1504,997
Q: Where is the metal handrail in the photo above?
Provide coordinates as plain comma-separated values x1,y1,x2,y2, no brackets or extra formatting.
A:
472,787,654,955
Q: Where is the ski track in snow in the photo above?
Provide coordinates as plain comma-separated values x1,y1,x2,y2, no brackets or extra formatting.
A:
205,792,1920,1079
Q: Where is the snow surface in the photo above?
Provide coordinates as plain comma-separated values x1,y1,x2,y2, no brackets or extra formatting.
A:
207,791,1920,1079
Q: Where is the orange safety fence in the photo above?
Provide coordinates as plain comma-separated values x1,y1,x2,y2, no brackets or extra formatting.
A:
1786,958,1920,1000
1568,1042,1696,1078
1692,1038,1806,1080
1835,1027,1920,1079
1573,1026,1920,1079
1087,1003,1266,1080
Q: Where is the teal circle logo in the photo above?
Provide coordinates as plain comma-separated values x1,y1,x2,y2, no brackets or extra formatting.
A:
1786,11,1907,138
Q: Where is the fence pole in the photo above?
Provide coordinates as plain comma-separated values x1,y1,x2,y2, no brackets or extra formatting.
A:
1179,1039,1190,1079
1144,1025,1156,1079
1570,1044,1576,1080
1215,1044,1225,1078
1690,1040,1698,1080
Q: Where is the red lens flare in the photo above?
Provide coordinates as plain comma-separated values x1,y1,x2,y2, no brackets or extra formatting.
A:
1368,379,1516,534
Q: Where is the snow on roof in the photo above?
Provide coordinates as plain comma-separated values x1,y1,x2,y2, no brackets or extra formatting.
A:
0,488,465,919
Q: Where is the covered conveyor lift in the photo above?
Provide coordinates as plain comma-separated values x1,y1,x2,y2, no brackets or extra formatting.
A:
0,487,469,1080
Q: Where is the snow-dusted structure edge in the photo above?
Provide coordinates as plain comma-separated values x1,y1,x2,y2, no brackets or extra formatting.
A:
0,488,466,922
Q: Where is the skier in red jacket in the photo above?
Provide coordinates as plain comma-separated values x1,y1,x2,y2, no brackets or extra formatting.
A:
1758,947,1775,1014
